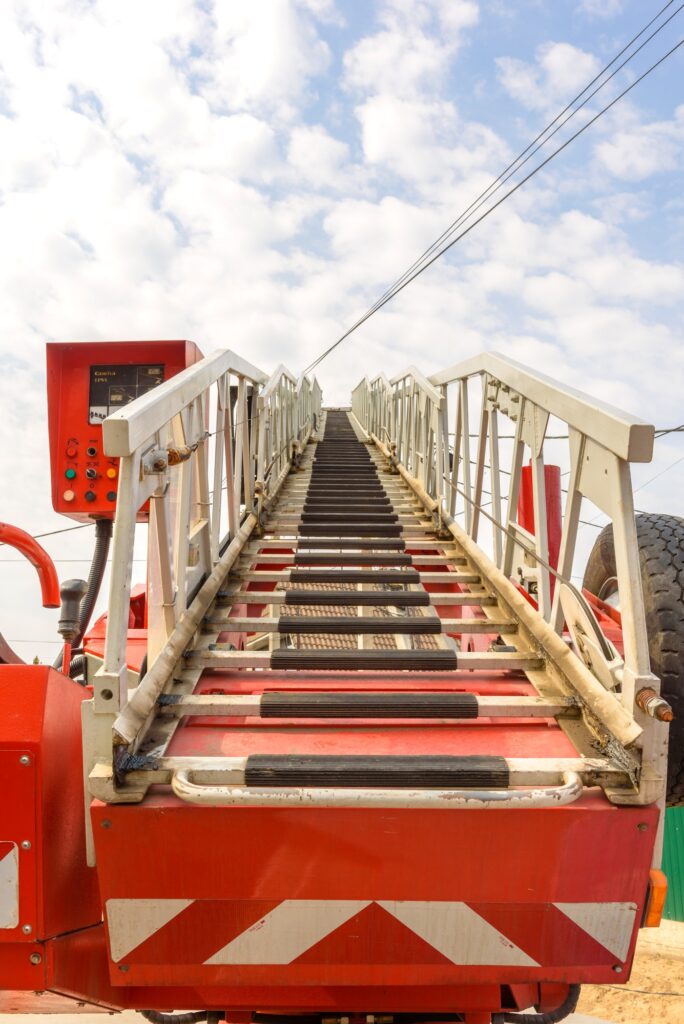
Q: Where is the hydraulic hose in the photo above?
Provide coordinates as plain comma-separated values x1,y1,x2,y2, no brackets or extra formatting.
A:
504,985,581,1024
54,518,112,670
68,653,87,685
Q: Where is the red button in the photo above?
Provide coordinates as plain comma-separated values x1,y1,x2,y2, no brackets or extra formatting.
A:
66,445,77,458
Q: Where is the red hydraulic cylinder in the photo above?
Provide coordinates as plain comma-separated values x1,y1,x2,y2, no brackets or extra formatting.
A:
517,464,562,592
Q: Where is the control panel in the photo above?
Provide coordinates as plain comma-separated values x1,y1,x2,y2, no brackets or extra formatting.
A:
47,340,203,522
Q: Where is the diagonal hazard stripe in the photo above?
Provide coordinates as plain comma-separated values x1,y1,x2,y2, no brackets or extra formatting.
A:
115,899,283,965
469,902,623,966
0,843,18,930
554,902,637,962
204,899,371,965
106,899,192,962
293,902,454,965
378,901,539,967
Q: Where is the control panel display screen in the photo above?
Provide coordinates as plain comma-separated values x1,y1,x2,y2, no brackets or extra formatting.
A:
88,364,165,424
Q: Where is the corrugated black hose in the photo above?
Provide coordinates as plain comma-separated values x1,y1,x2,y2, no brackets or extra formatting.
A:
54,518,113,670
504,985,581,1023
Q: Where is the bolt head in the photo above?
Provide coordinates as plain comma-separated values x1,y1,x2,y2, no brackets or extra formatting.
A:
29,953,42,965
21,840,31,850
19,755,31,766
101,819,112,829
22,924,32,934
637,822,649,832
613,964,623,973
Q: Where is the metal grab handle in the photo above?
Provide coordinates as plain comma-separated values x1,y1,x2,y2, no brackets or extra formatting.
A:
171,770,583,809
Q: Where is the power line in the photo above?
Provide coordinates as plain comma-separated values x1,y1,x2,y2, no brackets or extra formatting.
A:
305,35,684,380
324,0,681,346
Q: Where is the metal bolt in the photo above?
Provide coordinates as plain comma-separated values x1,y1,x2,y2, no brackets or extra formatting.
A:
101,819,112,829
19,755,31,766
29,953,42,965
118,964,129,973
613,965,623,973
637,822,649,832
22,924,32,934
21,840,32,850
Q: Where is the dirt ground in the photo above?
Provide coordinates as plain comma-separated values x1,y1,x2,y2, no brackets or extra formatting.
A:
576,922,684,1024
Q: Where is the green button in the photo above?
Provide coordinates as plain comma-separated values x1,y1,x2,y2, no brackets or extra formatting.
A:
65,468,76,480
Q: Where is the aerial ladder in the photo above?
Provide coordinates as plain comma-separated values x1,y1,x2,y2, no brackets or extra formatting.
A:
0,339,680,1024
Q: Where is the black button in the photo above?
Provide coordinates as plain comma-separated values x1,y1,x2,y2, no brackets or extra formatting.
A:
106,491,117,502
85,491,96,502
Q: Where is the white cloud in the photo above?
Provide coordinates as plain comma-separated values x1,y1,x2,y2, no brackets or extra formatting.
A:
197,0,331,118
577,0,622,17
343,0,478,98
287,124,350,186
595,106,684,181
497,42,600,110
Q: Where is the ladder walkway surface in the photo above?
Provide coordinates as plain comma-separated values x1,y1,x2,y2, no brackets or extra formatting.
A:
135,409,592,795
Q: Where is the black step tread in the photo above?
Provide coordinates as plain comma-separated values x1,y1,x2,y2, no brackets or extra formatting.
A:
260,691,478,718
297,524,402,536
293,539,405,550
281,589,430,606
289,569,420,583
293,553,412,566
277,614,441,634
301,513,399,522
244,753,508,788
270,649,458,671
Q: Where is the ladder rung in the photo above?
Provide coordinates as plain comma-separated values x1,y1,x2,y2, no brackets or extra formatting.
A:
121,753,624,790
217,590,434,606
206,616,517,635
216,589,497,607
186,649,544,671
158,693,573,719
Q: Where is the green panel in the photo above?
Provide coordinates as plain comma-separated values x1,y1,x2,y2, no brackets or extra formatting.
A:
662,807,684,920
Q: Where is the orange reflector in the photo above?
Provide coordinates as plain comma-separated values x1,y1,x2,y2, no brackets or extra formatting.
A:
644,868,668,927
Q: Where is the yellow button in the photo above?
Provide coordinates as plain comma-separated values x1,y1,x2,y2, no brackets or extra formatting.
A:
63,490,75,502
106,467,117,479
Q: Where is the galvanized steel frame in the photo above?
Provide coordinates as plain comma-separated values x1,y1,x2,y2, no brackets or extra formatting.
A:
86,349,321,791
351,351,667,807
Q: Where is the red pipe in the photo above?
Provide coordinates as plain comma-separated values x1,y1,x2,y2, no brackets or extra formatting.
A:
0,522,60,607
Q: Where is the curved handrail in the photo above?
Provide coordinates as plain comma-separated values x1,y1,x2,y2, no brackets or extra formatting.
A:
0,522,60,608
171,769,583,809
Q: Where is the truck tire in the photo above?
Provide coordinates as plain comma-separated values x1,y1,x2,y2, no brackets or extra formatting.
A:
583,513,684,806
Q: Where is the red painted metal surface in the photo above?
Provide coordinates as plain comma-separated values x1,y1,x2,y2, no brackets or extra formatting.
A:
0,523,60,608
0,666,100,949
46,340,202,522
90,794,657,997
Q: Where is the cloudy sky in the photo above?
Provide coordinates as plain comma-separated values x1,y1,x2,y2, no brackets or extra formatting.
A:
0,0,682,660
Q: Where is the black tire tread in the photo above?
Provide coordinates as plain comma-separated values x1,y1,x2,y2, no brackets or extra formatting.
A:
583,513,684,806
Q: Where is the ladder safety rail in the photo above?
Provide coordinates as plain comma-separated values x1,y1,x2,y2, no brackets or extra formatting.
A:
90,350,321,778
170,768,585,809
351,352,667,806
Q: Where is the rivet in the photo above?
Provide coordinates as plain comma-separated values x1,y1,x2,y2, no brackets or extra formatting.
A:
613,964,623,973
101,819,112,829
21,840,32,850
19,755,31,766
22,924,32,934
118,964,129,973
29,953,42,965
637,822,649,832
